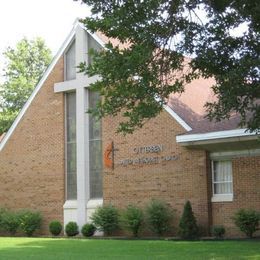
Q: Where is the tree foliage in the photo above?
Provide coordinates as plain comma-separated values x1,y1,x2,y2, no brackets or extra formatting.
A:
77,0,260,134
233,209,260,238
178,200,199,239
0,38,52,134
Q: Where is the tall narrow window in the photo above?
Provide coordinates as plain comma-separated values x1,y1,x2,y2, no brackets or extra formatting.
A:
212,161,233,195
89,91,103,198
66,92,77,200
88,34,102,66
65,40,76,80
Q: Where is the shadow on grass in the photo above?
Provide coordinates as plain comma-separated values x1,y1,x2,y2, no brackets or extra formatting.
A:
0,238,259,260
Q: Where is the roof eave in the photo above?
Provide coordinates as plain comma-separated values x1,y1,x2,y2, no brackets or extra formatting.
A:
0,21,81,151
176,128,259,145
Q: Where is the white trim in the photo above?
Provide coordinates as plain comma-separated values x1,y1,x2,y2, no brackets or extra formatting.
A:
211,194,233,202
63,200,78,209
87,199,103,209
0,18,106,151
210,148,260,160
176,128,258,143
0,20,80,152
77,22,106,49
163,105,192,131
211,160,233,203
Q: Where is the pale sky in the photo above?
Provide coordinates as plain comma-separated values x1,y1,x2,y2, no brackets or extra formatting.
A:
0,1,247,83
0,0,91,81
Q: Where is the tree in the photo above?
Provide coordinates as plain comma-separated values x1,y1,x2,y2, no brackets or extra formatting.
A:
178,200,199,239
76,0,259,134
0,38,52,134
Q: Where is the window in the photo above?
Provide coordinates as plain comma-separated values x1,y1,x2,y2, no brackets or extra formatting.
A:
66,92,77,200
88,34,102,66
65,40,76,80
88,91,103,199
212,160,233,202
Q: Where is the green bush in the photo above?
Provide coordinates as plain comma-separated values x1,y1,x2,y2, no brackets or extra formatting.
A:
178,201,199,239
211,225,225,238
146,199,172,236
81,223,96,237
19,210,42,237
1,211,20,235
65,222,79,237
91,205,119,236
0,208,7,231
49,220,62,236
233,209,260,238
121,205,144,237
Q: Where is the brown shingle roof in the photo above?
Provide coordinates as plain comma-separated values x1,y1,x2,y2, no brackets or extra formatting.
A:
167,77,242,134
95,30,242,134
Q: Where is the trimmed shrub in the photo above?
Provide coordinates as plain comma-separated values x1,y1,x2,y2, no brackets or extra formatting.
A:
121,205,144,237
233,209,260,238
146,199,172,236
178,201,199,239
211,225,225,238
91,205,119,236
49,220,62,236
0,208,7,231
1,211,20,235
19,210,42,237
81,223,96,237
65,222,79,237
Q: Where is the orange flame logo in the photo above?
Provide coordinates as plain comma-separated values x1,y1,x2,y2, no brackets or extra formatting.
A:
104,142,113,169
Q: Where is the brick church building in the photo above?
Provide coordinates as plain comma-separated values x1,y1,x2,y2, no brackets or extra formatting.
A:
0,20,259,237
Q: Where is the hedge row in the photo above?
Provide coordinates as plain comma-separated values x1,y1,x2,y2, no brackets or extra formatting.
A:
58,201,260,239
0,208,41,236
56,200,200,239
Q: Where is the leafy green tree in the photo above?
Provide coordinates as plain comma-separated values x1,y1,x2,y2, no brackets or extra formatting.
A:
0,38,52,134
76,0,259,134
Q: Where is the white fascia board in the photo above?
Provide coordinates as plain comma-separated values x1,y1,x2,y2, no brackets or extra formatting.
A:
163,105,192,132
0,21,79,152
176,128,258,143
78,21,106,48
210,148,260,160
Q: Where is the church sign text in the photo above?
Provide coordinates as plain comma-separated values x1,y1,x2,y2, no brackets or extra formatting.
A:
119,144,178,167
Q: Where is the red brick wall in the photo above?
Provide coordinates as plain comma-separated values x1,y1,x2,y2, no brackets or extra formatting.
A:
0,57,65,235
103,111,211,235
0,53,258,238
211,156,260,237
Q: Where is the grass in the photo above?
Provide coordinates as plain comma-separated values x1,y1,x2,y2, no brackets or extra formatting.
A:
0,238,259,259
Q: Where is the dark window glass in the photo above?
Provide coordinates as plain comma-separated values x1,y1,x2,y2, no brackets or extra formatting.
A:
66,92,77,199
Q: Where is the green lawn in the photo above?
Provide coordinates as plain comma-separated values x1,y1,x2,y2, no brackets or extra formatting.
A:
0,238,259,260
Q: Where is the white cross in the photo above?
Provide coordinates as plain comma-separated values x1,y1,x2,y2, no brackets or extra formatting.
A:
53,25,100,230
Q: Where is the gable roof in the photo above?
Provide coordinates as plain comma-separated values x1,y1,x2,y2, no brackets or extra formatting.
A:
0,20,79,151
167,76,243,134
0,19,192,151
1,19,256,151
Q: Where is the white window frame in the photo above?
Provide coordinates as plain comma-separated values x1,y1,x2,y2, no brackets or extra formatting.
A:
211,160,233,202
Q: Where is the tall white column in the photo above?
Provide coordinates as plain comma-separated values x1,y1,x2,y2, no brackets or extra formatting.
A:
75,26,89,229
